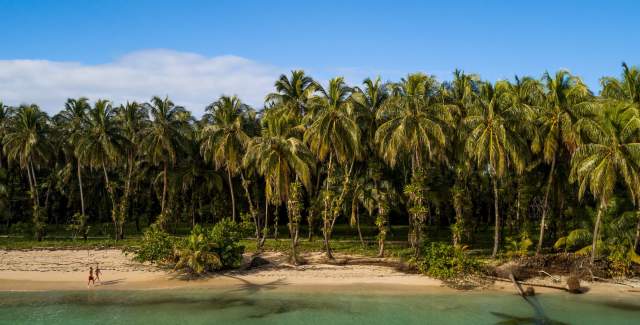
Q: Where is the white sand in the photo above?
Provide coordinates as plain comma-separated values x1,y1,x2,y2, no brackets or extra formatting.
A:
0,249,443,292
1,249,637,297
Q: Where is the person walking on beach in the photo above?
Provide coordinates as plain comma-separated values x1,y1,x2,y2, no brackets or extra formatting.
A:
87,266,95,287
95,263,102,283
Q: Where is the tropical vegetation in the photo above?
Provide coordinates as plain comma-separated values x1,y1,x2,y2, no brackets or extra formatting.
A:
2,64,640,272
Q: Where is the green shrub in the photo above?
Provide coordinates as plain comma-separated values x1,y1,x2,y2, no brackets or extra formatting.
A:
412,242,480,280
174,219,245,274
209,218,245,268
128,224,174,263
505,231,533,258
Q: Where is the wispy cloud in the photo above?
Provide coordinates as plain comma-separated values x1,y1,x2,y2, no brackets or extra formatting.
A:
0,49,282,116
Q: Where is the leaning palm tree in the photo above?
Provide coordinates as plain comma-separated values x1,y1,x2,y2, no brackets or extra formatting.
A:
601,63,640,251
570,104,640,263
2,104,51,240
464,82,529,257
141,96,189,216
265,70,317,117
244,111,315,262
74,100,126,240
304,77,361,258
534,71,596,254
56,97,91,220
200,95,251,222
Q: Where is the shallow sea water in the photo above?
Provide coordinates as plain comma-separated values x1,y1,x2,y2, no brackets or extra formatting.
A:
1,287,639,324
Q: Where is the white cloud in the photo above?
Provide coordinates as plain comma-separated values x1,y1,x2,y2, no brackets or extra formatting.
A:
0,49,281,116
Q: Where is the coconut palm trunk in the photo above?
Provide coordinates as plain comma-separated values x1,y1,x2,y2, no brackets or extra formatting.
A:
591,202,605,264
356,205,365,248
536,155,556,255
258,199,269,251
29,160,40,206
492,176,501,258
634,209,640,254
240,172,260,240
161,161,168,214
102,163,118,241
323,153,333,259
77,160,85,217
227,168,236,221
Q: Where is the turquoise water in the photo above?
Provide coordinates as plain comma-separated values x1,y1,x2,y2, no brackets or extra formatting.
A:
1,288,639,324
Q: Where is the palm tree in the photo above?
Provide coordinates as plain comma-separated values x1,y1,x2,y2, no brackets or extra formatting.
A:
464,82,529,257
375,73,452,173
56,98,91,220
2,104,51,240
74,100,126,240
304,77,361,258
352,77,389,151
265,70,317,117
244,111,315,262
601,63,640,251
535,71,596,254
114,101,148,238
374,73,452,253
570,104,640,263
141,96,189,217
200,95,251,222
0,101,12,169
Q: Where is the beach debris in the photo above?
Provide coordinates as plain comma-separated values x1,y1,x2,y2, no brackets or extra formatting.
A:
248,256,271,269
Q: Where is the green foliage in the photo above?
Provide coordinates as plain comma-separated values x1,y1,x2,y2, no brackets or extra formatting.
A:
129,224,175,264
66,213,89,240
208,218,245,268
505,231,533,258
172,219,245,274
174,224,222,273
554,229,592,252
412,242,480,280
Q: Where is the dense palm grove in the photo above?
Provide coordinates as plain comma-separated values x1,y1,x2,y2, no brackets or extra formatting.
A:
2,64,640,267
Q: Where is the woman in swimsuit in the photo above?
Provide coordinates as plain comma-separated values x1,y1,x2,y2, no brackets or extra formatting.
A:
87,266,95,287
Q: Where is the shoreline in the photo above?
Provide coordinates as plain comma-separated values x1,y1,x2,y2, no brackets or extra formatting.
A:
0,249,638,297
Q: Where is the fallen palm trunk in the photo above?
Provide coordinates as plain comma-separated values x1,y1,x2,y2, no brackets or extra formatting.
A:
481,275,569,292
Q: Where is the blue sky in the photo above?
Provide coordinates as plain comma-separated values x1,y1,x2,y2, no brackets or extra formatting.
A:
0,0,638,114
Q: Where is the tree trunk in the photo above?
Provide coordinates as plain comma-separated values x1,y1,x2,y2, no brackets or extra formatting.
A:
116,154,134,240
591,203,604,264
29,160,40,206
307,210,314,241
258,198,269,251
536,155,556,255
634,208,640,254
161,161,168,214
77,160,85,217
323,153,333,259
227,168,236,222
240,172,260,240
274,205,279,240
492,177,500,258
102,163,118,241
356,205,365,248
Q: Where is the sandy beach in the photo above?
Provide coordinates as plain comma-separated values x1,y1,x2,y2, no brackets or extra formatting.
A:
0,249,445,292
0,249,638,298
